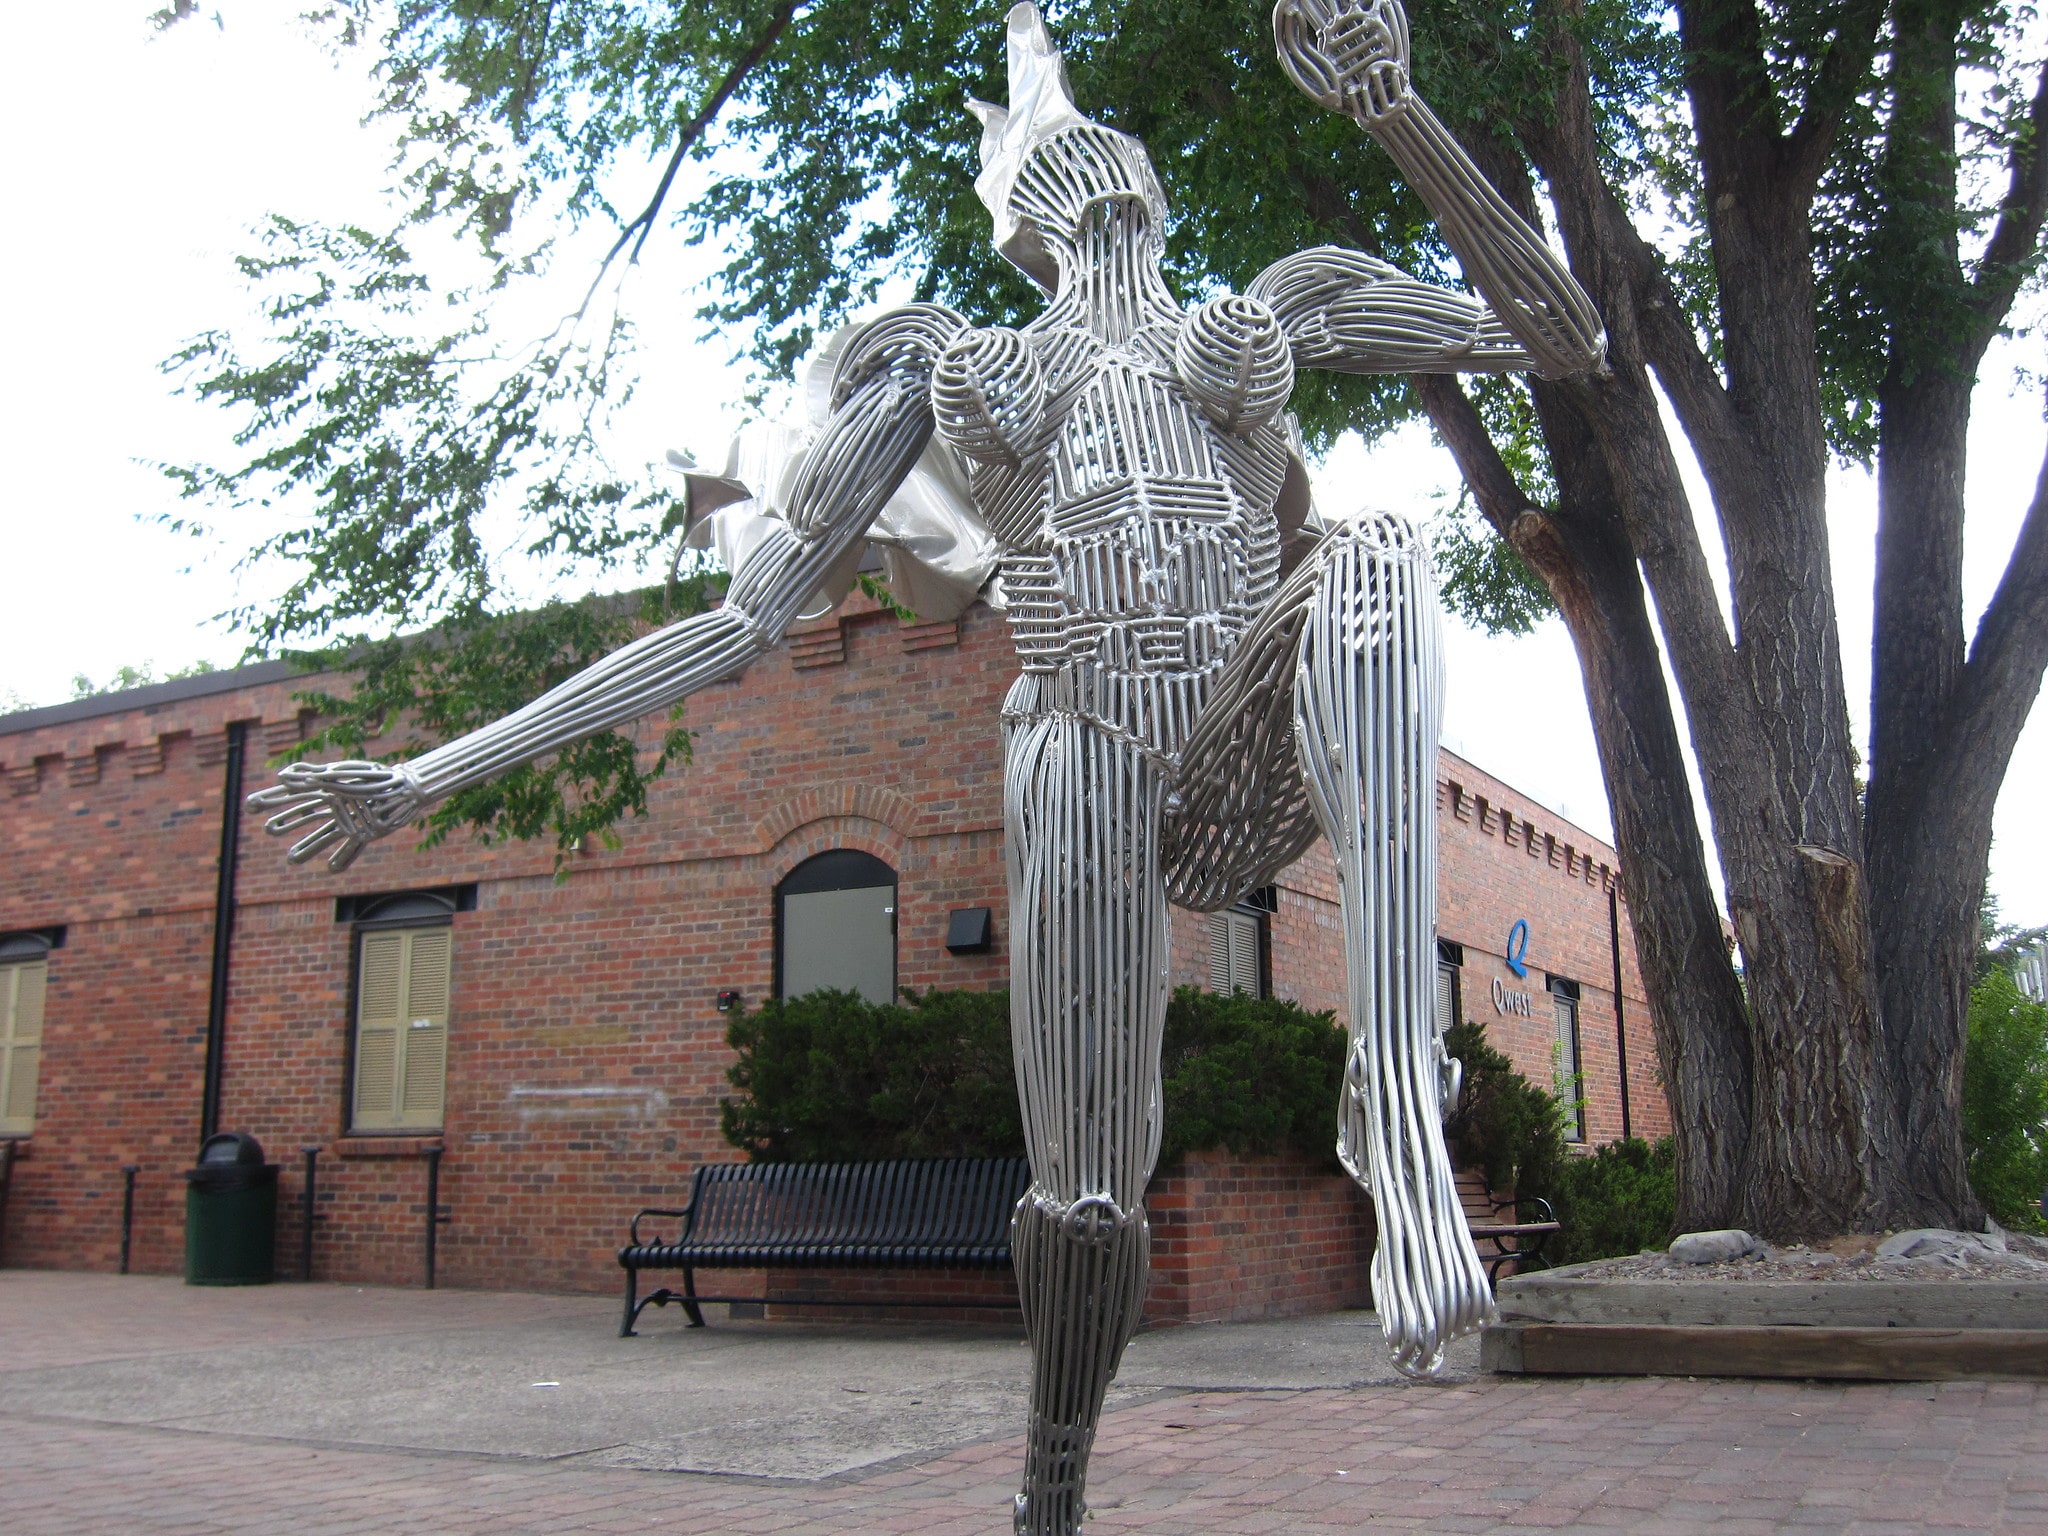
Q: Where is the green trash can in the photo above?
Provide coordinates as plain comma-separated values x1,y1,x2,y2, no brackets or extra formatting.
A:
183,1132,278,1285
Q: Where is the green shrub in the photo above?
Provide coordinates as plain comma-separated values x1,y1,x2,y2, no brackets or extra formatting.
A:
1963,968,2048,1232
719,985,1348,1167
719,987,1022,1161
1157,986,1348,1165
1442,1020,1569,1200
1545,1137,1678,1265
1442,1022,1680,1263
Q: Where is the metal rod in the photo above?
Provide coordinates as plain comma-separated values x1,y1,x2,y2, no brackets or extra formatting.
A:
300,1146,321,1282
423,1146,448,1289
119,1164,139,1274
1609,886,1632,1142
200,721,248,1143
0,1139,13,1264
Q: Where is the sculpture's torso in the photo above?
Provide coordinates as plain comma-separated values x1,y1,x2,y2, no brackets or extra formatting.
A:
951,320,1288,767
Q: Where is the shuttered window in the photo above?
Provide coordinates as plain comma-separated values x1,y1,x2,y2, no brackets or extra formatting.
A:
1208,909,1263,997
1435,959,1460,1038
352,926,451,1132
1549,976,1585,1144
0,959,45,1136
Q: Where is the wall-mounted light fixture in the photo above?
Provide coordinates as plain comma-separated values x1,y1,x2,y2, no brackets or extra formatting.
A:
945,907,994,954
717,990,743,1012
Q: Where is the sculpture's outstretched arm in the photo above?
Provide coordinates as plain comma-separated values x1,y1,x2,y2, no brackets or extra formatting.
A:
1271,0,1605,379
1246,246,1542,376
249,304,967,871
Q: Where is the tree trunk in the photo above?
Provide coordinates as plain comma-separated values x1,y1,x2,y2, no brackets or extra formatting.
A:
1417,374,1754,1230
1512,3,1904,1238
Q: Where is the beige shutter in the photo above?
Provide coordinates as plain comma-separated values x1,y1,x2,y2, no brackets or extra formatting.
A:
1,960,46,1135
1208,912,1261,996
353,933,405,1128
354,928,452,1132
1435,962,1457,1037
398,928,450,1127
1228,912,1259,996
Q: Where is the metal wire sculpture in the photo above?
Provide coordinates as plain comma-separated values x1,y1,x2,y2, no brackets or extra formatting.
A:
249,3,1604,1529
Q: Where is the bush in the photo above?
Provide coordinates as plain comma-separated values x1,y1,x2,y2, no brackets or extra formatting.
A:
1546,1137,1678,1265
1157,986,1348,1165
719,987,1022,1161
1442,1020,1569,1200
719,985,1348,1167
1441,1021,1676,1264
1963,968,2048,1232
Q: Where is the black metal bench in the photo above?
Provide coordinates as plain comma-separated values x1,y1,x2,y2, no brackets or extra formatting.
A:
1468,1193,1561,1288
617,1156,1031,1335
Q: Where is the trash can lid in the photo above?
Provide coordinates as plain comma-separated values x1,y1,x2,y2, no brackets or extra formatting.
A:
198,1131,267,1166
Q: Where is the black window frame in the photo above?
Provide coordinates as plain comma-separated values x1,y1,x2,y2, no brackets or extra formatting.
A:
773,850,899,1003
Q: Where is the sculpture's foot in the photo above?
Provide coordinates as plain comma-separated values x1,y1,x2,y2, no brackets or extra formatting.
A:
1010,1195,1149,1536
1014,1418,1094,1535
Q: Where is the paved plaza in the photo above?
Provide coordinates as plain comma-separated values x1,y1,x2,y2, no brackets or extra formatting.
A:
1,1270,2041,1534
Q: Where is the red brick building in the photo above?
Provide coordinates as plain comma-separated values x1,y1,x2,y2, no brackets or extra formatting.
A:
0,590,1665,1315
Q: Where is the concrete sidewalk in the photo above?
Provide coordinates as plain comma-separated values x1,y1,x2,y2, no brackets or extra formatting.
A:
3,1270,2042,1533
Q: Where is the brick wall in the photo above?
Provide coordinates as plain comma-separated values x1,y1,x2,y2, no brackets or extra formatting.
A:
1145,1147,1375,1324
2,589,1666,1301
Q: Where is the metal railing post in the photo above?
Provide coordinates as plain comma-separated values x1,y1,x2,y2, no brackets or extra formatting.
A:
300,1146,322,1281
423,1146,450,1289
119,1164,139,1274
0,1139,15,1264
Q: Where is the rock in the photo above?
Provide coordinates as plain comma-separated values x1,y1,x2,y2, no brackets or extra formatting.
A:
2007,1230,2048,1265
1875,1228,2004,1262
1669,1229,1763,1265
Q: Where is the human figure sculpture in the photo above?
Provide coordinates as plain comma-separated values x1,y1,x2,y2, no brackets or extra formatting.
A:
251,3,1604,1530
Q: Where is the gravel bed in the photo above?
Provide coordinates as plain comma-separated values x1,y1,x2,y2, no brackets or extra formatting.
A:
1570,1228,2048,1284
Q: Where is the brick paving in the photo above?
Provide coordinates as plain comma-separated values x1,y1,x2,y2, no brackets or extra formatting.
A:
6,1374,2042,1534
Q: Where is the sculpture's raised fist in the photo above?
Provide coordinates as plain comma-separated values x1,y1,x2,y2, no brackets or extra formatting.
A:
246,760,427,872
1274,0,1413,127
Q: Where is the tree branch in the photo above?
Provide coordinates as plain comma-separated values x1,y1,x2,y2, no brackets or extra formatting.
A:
1967,54,2048,347
1784,0,1891,186
571,1,800,321
1412,375,1543,531
1954,405,2048,753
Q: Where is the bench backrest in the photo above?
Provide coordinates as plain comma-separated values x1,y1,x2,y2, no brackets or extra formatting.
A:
688,1157,1030,1252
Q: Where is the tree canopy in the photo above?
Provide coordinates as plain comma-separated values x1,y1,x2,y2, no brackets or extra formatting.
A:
169,0,2048,1238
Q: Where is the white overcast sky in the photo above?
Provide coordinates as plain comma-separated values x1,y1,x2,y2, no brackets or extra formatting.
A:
3,6,2044,927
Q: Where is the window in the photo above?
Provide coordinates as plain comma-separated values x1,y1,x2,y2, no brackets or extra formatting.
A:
777,850,898,1005
1548,975,1585,1144
349,896,456,1132
0,933,49,1137
1208,889,1274,998
1435,938,1464,1039
1208,910,1261,996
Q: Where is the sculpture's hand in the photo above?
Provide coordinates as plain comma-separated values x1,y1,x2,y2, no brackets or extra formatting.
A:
1274,0,1413,128
247,760,428,873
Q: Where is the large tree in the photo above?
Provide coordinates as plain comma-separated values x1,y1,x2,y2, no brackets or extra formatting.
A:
170,0,2048,1239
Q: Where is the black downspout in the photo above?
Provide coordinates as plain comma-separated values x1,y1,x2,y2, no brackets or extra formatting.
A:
200,721,248,1145
1609,885,1633,1143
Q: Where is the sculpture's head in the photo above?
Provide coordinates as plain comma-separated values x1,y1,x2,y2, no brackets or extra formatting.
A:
968,3,1168,294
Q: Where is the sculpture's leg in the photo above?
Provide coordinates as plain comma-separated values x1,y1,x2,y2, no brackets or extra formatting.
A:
1002,683,1167,1536
1292,515,1494,1377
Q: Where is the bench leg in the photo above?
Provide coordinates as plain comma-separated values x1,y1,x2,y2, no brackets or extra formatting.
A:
621,1267,640,1338
680,1265,705,1328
